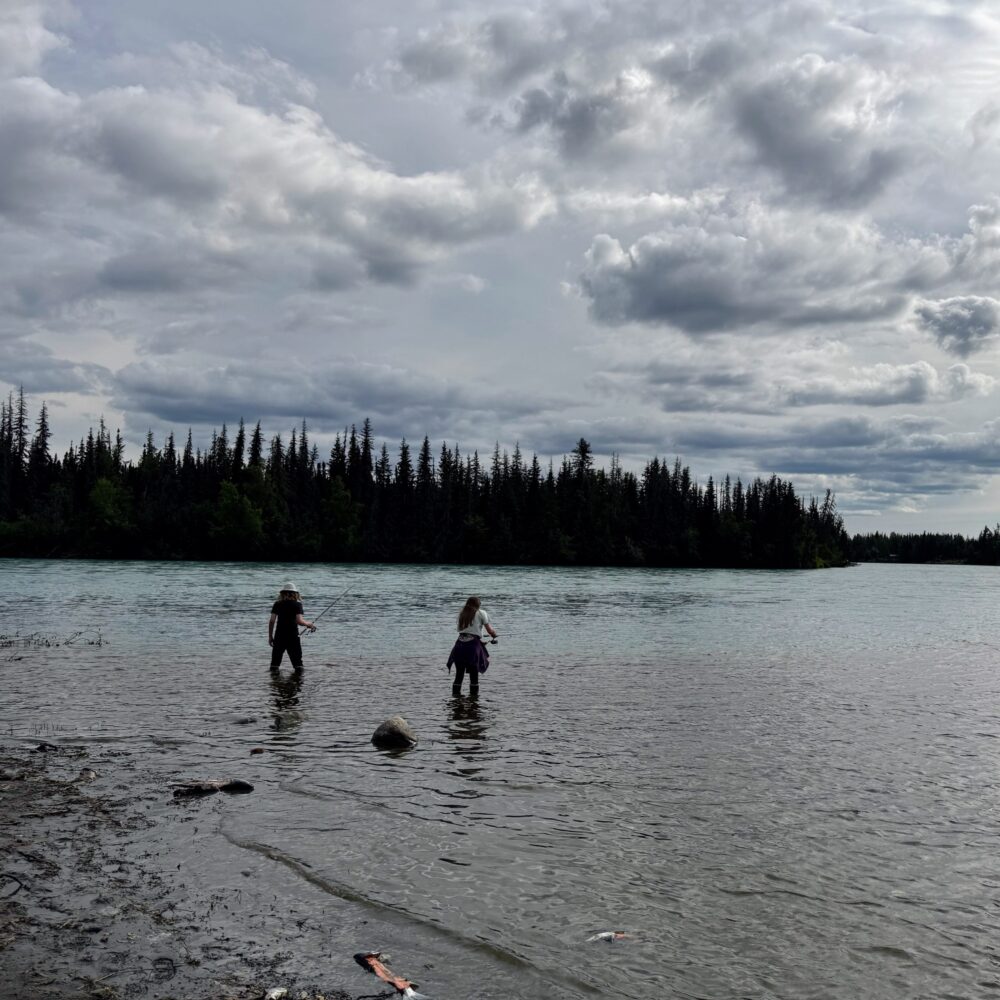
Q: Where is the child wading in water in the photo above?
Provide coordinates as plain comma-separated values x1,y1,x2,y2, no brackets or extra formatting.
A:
447,596,498,697
268,582,316,671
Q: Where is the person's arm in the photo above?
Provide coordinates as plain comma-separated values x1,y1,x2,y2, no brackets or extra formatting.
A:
268,613,277,646
296,613,316,632
482,611,497,639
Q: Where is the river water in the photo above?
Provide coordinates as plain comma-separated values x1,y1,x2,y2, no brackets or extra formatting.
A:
3,559,1000,999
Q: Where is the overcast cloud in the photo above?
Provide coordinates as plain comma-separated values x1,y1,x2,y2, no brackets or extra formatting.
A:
3,0,1000,532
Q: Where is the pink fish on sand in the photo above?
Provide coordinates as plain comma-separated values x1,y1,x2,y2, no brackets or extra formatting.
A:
354,951,428,998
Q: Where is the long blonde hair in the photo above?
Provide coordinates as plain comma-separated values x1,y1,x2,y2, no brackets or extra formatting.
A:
458,596,481,630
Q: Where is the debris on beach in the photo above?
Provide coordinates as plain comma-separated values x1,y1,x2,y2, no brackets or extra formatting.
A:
25,742,86,758
263,988,288,1000
1,748,342,1000
171,778,255,798
354,951,428,997
371,715,418,749
586,930,630,942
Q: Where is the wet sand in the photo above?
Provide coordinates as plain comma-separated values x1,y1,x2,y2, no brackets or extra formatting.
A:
0,745,360,1000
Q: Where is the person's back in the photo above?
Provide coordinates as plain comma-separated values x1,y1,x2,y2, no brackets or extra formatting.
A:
447,595,498,697
271,596,302,637
268,582,315,671
458,605,490,639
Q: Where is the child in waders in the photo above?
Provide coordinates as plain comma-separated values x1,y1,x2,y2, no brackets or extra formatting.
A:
447,596,498,696
268,582,316,671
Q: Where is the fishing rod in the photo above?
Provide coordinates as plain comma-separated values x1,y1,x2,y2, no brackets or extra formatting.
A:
300,585,351,636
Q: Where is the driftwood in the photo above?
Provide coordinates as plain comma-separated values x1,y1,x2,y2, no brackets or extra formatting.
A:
171,779,254,798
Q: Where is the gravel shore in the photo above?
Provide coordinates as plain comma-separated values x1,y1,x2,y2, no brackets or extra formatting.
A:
1,744,358,1000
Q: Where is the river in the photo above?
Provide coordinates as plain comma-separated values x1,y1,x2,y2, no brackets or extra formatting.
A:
2,559,999,999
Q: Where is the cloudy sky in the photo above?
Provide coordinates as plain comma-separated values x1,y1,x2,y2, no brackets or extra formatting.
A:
4,0,1000,532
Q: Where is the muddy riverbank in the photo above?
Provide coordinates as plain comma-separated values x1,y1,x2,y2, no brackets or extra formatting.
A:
0,743,367,1000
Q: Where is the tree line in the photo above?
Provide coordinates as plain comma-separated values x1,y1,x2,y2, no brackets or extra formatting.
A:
0,390,851,567
849,529,1000,564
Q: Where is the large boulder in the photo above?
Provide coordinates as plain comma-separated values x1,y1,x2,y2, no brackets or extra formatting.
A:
371,715,417,749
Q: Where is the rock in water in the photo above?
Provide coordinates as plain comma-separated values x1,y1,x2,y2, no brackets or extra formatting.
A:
218,778,254,793
371,715,417,748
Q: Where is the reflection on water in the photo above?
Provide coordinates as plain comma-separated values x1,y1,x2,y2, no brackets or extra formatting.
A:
268,668,304,738
4,559,1000,999
446,695,489,771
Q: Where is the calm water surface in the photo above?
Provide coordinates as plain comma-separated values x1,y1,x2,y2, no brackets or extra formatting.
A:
3,560,1000,999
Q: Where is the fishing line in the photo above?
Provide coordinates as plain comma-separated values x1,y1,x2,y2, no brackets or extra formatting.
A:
300,585,352,636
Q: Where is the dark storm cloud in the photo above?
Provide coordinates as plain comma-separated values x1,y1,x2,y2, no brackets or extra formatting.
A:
777,362,995,406
914,296,1000,357
665,412,1000,499
384,5,682,164
968,101,1000,148
8,265,98,318
575,191,1000,335
512,75,636,159
110,358,571,442
0,77,87,221
591,345,995,416
576,214,915,333
521,406,1000,516
308,252,364,292
0,337,110,395
397,32,474,85
650,36,748,100
88,95,228,205
732,54,906,208
4,240,249,319
393,11,568,93
588,361,767,414
383,3,911,210
674,415,885,455
98,244,248,294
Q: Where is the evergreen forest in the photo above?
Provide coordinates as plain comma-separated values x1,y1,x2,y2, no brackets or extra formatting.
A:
1,389,853,567
848,529,1000,564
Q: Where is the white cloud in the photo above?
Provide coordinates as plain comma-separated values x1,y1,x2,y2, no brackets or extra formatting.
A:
0,39,555,306
777,360,996,406
0,1,69,77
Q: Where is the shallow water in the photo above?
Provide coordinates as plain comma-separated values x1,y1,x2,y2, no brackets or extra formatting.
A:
3,559,1000,999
